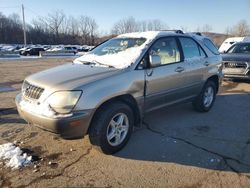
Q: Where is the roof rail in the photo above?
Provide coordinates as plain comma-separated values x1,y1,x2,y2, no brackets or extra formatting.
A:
191,32,202,36
161,30,184,34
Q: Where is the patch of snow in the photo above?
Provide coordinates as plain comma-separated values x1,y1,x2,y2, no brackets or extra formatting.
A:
19,99,72,118
0,143,32,169
117,31,161,42
20,99,55,117
74,46,144,69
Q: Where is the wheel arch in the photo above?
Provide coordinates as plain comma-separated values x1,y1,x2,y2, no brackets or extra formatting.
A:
207,75,219,93
87,94,141,134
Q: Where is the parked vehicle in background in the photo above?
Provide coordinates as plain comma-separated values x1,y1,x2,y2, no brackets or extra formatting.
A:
64,46,78,54
222,42,250,80
20,47,45,56
219,37,250,53
0,45,22,52
19,47,31,55
43,45,51,51
46,46,77,54
16,31,222,154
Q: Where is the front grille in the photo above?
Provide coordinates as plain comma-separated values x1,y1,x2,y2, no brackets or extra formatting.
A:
223,61,247,69
22,81,44,100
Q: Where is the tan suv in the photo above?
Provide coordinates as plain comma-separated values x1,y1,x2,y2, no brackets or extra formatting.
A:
16,31,223,154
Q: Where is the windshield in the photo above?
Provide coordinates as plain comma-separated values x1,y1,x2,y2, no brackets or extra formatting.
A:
91,38,146,56
74,37,148,69
227,43,250,54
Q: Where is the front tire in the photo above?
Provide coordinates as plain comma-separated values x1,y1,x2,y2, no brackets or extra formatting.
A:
192,81,216,112
89,102,134,154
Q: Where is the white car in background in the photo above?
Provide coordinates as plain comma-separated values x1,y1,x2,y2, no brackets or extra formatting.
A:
219,36,250,53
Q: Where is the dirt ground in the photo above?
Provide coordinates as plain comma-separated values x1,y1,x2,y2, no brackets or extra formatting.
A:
0,58,250,188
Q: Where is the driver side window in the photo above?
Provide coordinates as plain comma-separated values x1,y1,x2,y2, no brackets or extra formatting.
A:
149,37,180,65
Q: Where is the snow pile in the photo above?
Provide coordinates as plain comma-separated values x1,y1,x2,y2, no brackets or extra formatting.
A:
0,143,32,169
20,99,55,117
74,46,144,69
117,31,160,41
74,31,162,69
19,99,72,118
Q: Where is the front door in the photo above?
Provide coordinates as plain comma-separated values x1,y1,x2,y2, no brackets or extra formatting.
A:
144,37,189,112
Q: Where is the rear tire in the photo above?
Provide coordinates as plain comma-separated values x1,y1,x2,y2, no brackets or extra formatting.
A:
192,81,216,112
89,102,134,154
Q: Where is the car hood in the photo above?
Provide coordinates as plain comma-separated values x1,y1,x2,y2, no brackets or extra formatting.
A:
26,63,120,90
221,53,250,62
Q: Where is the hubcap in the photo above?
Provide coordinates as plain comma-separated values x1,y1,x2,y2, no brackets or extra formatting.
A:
106,113,129,146
203,86,214,108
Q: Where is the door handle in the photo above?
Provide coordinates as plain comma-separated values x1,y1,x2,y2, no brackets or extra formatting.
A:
204,61,210,66
175,67,185,73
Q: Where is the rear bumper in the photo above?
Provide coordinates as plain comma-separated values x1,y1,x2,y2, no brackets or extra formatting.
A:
16,93,94,139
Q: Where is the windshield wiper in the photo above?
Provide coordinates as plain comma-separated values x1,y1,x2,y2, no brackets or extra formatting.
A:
75,60,95,65
92,60,115,68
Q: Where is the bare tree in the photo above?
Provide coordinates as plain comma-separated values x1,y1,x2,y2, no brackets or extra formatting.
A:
111,17,138,34
147,19,167,31
202,24,212,32
180,26,189,32
231,19,250,36
88,17,98,44
225,26,232,37
139,20,147,32
78,16,98,44
66,16,79,36
8,13,21,26
46,10,65,42
0,11,99,45
111,17,167,34
32,17,50,33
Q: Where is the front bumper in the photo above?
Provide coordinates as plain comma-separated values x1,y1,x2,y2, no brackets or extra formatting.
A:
223,73,250,80
15,93,94,139
222,61,250,80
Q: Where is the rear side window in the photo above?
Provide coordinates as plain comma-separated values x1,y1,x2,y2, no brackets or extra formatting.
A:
179,37,201,59
203,38,219,55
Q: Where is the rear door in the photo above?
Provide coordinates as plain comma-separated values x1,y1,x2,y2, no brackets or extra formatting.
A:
178,37,207,96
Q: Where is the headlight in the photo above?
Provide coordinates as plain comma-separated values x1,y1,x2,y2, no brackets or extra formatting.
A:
21,81,28,94
46,91,82,114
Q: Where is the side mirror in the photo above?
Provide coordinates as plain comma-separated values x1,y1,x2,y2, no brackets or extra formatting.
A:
149,54,161,68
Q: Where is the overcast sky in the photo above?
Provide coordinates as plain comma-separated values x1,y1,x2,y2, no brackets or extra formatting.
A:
0,0,250,34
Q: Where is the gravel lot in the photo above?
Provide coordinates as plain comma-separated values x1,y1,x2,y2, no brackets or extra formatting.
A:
0,58,250,188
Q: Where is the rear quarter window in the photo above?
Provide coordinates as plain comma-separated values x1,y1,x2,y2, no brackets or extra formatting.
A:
203,38,219,55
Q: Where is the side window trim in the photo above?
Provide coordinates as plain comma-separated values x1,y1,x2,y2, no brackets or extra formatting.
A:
198,46,207,57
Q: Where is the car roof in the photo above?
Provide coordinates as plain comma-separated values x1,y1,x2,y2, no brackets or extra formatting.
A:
115,30,210,46
116,31,209,41
234,41,250,45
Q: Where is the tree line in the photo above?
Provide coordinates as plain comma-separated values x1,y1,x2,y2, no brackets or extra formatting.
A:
0,10,99,45
0,10,250,45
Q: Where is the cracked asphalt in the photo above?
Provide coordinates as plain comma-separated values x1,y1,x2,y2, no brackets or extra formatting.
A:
0,58,250,187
